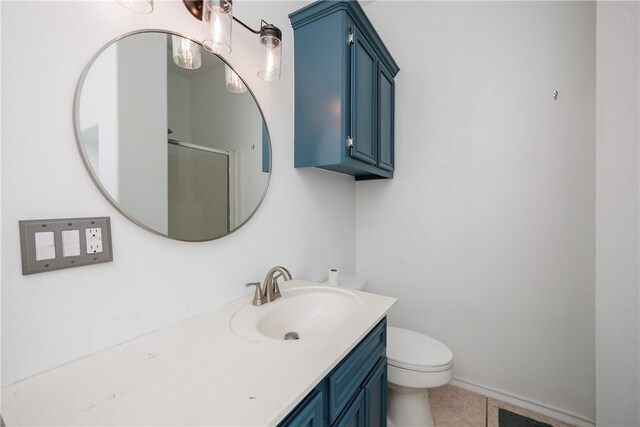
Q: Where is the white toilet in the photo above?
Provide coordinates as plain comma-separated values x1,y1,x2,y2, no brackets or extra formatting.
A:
387,326,454,426
329,274,454,427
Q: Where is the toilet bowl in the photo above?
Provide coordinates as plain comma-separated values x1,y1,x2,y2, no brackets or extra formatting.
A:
387,326,454,427
327,274,454,427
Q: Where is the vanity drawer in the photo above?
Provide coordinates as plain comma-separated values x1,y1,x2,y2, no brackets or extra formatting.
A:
327,318,386,423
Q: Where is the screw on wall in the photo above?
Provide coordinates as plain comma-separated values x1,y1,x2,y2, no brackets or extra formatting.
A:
553,90,559,100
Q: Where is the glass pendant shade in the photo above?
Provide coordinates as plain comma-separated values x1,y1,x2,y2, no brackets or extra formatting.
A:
203,0,233,55
258,27,282,81
171,36,202,70
225,65,247,93
115,0,153,13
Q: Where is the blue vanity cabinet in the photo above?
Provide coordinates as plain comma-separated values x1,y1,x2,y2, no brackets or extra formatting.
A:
289,1,400,180
278,318,387,427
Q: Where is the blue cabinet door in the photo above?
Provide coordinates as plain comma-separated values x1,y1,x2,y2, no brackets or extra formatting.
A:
327,319,386,423
334,389,366,427
377,64,395,172
364,357,388,427
279,389,324,427
349,26,377,166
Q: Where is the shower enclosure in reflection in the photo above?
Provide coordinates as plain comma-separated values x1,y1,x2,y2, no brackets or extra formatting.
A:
168,141,231,240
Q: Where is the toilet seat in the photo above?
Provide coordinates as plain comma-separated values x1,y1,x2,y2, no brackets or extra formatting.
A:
387,327,454,372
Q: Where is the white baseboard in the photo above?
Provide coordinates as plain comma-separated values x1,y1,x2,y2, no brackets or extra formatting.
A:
450,378,596,427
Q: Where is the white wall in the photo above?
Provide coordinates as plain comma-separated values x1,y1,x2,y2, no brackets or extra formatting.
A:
595,2,640,426
0,0,357,387
357,1,596,422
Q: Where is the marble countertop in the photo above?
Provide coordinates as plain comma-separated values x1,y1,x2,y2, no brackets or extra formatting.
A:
1,280,396,426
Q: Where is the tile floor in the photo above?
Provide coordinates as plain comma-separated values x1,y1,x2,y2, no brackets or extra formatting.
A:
428,385,574,427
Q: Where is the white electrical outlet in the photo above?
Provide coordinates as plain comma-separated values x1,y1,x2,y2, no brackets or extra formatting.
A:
87,240,103,254
86,227,103,254
86,228,102,240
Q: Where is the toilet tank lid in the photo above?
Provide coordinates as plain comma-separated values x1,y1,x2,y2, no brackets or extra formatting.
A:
387,327,454,370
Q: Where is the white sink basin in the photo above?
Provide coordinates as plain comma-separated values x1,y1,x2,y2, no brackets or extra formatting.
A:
230,285,365,343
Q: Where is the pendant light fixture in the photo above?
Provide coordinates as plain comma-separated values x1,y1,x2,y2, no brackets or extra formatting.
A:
115,0,153,13
202,0,233,55
257,23,282,81
182,0,282,82
225,65,247,93
171,35,202,70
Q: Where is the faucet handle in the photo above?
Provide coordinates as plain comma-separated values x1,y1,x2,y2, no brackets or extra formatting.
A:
245,282,266,306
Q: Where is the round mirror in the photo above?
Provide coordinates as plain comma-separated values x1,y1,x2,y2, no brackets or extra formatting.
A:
74,30,271,242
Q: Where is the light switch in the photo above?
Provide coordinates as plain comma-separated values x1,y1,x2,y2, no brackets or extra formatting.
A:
86,228,103,254
61,230,81,257
34,231,56,261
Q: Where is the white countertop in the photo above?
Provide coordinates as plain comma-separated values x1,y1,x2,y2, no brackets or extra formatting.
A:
1,280,396,426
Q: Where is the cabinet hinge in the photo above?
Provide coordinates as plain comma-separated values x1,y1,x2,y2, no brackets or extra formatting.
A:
347,137,354,149
348,32,354,45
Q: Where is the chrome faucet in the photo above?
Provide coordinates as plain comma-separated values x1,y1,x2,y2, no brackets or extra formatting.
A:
263,266,292,303
245,266,292,306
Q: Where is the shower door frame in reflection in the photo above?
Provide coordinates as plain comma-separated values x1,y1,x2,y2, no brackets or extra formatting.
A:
168,140,237,240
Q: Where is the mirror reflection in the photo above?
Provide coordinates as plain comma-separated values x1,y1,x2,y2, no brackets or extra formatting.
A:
76,31,270,241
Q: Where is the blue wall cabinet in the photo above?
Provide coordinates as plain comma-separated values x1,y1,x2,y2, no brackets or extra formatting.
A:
289,1,400,180
278,319,388,427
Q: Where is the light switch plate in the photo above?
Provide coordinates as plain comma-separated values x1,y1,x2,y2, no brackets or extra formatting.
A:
61,230,81,257
19,217,113,275
34,231,56,261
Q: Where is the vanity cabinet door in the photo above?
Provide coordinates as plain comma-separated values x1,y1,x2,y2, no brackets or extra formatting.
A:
349,26,378,166
363,357,388,427
377,64,395,172
327,319,386,423
279,389,324,427
333,389,366,427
